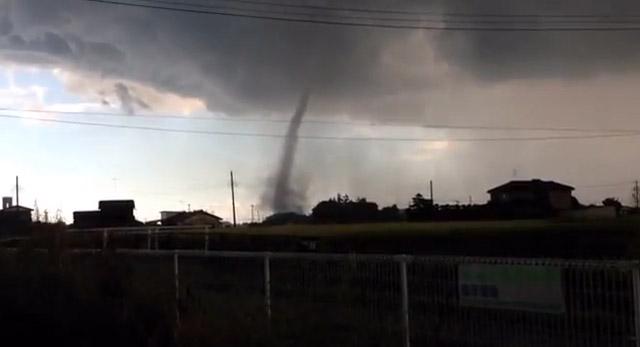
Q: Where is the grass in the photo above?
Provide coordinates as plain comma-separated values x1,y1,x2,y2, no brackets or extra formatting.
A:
227,217,640,238
8,216,640,258
190,217,640,258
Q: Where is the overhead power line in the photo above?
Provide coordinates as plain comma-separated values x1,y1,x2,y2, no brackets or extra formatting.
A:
2,113,640,143
81,0,640,31
117,0,640,25
2,107,637,134
115,0,640,19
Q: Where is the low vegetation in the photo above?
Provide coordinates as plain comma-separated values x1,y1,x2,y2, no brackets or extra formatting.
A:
6,216,640,259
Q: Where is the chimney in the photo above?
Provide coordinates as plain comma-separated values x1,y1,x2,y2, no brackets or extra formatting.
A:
2,197,13,209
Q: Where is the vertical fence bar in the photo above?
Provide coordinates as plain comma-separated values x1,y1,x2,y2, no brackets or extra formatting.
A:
400,257,411,347
147,229,152,250
264,253,272,324
174,253,181,328
204,234,209,253
102,229,108,250
154,228,159,250
632,268,640,347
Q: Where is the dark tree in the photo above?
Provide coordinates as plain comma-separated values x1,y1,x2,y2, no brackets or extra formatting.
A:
379,204,402,222
311,194,379,223
602,197,623,215
406,193,434,221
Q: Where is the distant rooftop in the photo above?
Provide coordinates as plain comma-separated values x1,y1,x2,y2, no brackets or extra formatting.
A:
162,210,222,224
488,179,574,194
0,205,33,212
99,200,135,210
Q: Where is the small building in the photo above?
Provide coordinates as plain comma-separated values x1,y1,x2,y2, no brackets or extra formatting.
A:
488,179,575,218
0,205,33,226
72,200,142,229
72,210,103,229
159,210,223,227
2,197,13,209
99,200,137,225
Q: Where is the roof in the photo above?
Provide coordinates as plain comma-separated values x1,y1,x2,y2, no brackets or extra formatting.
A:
162,210,222,224
0,205,33,212
99,200,135,210
488,179,574,194
73,210,101,216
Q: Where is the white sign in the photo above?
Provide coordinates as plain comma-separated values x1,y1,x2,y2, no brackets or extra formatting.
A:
459,264,564,313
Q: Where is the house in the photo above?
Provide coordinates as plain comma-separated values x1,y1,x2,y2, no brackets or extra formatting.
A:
488,179,575,218
157,210,223,227
72,200,142,229
0,205,33,226
73,210,103,229
99,200,137,225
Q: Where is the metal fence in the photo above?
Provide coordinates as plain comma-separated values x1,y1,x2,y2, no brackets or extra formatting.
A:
50,246,640,347
11,227,640,346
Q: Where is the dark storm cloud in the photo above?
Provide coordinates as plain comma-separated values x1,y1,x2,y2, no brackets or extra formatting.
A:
4,0,640,117
0,0,442,118
6,32,72,56
435,0,640,80
0,1,11,36
0,17,11,36
2,30,126,74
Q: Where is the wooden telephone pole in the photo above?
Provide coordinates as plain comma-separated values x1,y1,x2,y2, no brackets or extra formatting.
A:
230,171,237,227
633,180,640,210
429,180,434,202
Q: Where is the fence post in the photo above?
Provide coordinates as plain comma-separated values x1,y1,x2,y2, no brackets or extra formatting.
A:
264,253,272,325
204,233,209,253
174,253,181,328
633,268,640,347
400,257,411,347
147,229,152,250
154,228,159,250
102,229,108,250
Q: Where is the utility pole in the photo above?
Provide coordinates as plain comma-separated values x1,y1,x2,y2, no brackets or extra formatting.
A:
251,204,255,224
633,180,640,210
34,200,40,222
15,176,19,207
429,180,434,202
230,171,237,227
